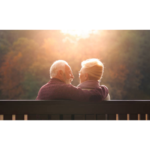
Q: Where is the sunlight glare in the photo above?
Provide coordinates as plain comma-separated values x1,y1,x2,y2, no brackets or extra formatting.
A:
61,30,97,38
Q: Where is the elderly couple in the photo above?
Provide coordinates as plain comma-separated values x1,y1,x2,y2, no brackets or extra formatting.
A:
36,58,110,101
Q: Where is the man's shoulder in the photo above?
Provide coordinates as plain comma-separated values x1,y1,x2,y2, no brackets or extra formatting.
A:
86,85,109,101
39,82,49,90
99,85,108,90
97,85,109,94
98,85,110,100
40,81,77,92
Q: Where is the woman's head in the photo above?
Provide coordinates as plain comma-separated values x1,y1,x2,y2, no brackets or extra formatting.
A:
79,58,104,83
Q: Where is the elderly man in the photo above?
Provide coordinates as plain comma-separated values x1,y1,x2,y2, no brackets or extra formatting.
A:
77,58,110,100
36,60,109,101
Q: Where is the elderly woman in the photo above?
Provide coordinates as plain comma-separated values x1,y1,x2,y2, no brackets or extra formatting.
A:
77,58,110,100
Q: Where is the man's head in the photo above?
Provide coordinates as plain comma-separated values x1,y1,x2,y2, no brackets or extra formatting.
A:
79,58,104,83
50,60,74,84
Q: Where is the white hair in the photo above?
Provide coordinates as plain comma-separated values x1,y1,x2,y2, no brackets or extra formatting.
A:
81,58,104,81
50,60,68,78
81,58,103,69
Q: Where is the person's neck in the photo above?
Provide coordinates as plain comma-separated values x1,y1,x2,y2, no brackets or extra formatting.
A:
52,77,65,83
80,79,98,84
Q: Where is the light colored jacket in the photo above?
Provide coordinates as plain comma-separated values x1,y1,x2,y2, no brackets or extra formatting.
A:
77,80,110,101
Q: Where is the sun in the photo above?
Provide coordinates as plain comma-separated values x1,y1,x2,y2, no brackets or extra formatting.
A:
61,30,97,38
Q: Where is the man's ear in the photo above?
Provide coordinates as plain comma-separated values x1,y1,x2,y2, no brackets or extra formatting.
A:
85,73,89,80
57,70,63,77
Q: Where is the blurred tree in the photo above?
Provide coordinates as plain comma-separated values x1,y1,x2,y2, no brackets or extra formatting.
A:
0,39,11,65
0,38,40,99
0,39,11,98
0,30,150,100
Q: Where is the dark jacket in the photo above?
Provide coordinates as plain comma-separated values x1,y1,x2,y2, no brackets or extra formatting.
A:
36,78,108,101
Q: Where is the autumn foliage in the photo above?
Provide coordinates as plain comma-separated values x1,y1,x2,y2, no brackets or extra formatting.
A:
0,30,150,100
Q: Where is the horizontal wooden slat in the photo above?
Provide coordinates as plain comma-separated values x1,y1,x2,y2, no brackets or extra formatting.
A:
37,115,49,120
63,115,72,120
96,114,106,120
107,114,116,120
0,100,150,115
16,114,25,120
28,114,38,120
86,115,96,120
74,115,85,120
119,114,127,120
51,115,60,120
4,114,12,120
0,100,150,120
130,114,138,120
28,114,49,120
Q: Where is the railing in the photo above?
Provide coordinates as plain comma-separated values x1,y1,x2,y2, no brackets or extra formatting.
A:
0,100,150,120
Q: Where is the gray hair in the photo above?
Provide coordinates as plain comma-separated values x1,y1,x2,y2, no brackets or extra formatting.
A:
50,60,68,78
81,58,104,81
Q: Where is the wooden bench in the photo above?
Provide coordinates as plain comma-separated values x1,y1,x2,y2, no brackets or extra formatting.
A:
0,100,150,120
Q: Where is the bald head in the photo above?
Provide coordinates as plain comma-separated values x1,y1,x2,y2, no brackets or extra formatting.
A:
50,60,68,78
50,60,74,84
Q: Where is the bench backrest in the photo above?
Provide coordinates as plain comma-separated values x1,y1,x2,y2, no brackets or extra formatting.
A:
0,100,150,120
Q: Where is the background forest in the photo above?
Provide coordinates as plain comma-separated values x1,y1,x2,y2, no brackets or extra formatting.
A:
0,30,150,100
